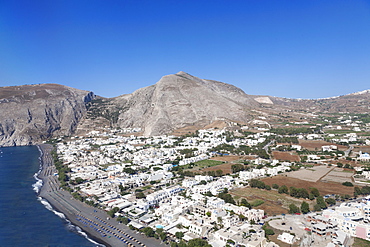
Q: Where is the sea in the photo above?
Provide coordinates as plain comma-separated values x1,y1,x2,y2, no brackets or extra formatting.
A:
0,146,100,247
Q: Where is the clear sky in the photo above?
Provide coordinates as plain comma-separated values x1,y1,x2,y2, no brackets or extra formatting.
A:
1,0,369,99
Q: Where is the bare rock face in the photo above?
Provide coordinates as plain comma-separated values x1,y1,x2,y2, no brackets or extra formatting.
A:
110,72,259,136
0,84,95,146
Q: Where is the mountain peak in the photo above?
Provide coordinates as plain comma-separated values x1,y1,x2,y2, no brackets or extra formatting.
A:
176,71,188,75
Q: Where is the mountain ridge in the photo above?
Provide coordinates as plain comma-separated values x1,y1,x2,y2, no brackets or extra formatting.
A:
0,72,369,146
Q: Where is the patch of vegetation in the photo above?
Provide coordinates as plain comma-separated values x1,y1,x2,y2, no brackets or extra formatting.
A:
342,181,354,187
353,237,370,247
251,199,265,207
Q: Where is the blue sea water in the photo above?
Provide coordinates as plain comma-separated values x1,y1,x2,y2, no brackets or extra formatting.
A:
0,146,97,247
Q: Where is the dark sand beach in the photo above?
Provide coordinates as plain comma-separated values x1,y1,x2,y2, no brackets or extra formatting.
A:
37,144,165,247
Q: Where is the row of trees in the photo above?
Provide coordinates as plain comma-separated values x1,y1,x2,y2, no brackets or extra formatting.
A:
51,148,70,187
354,186,370,197
278,185,320,200
249,179,271,190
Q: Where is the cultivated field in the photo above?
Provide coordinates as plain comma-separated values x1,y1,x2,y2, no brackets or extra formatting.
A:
272,151,300,162
261,175,354,196
201,163,233,175
210,155,244,162
285,165,333,182
298,140,348,151
321,168,354,183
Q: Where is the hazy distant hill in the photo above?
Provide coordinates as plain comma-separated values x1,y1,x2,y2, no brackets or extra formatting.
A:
0,72,369,146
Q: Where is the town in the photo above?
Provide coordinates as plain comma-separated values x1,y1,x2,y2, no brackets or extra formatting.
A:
50,113,370,247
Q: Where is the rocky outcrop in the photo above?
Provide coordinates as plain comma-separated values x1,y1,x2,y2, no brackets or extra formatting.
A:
0,84,95,146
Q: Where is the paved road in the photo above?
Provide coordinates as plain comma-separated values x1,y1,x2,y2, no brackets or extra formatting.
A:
344,145,354,157
263,140,275,153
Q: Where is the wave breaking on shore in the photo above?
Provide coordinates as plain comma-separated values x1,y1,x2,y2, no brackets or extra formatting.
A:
34,145,105,247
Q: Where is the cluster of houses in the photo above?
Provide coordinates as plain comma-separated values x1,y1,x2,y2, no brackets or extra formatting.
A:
305,196,370,246
52,113,370,246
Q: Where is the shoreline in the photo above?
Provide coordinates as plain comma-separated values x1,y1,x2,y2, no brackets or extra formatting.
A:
35,144,166,247
36,144,110,247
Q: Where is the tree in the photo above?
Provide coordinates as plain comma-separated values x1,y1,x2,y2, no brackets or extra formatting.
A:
231,164,245,173
240,198,251,209
325,198,336,206
107,207,120,218
217,217,223,224
265,228,275,235
289,203,300,214
316,196,327,209
175,231,184,239
342,181,353,187
159,232,167,241
206,211,211,217
218,192,236,205
227,239,236,245
249,179,266,189
301,201,310,214
238,214,246,221
272,183,279,189
143,227,154,237
278,185,289,194
117,216,129,224
361,186,370,195
188,238,212,247
314,204,322,211
298,188,309,199
309,187,320,197
136,192,145,199
354,187,362,197
289,187,298,198
309,193,315,200
215,170,223,177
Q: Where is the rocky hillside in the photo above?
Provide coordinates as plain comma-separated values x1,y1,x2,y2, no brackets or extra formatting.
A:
1,72,369,146
79,71,264,136
79,72,370,136
0,84,95,146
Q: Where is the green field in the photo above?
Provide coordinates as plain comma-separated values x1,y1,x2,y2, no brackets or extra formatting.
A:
182,159,223,170
353,237,370,247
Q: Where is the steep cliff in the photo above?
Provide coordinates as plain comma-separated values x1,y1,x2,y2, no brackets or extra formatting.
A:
0,84,95,146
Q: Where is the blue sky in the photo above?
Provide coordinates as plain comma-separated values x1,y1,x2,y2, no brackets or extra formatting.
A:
1,0,369,99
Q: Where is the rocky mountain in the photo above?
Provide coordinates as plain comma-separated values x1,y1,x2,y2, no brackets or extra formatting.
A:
77,71,264,136
0,84,95,146
1,72,369,146
79,72,370,136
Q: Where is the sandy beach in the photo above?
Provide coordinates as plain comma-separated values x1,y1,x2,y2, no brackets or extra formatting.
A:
37,144,165,247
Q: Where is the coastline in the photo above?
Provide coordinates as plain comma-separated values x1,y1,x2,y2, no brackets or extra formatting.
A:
36,144,165,247
36,144,110,247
